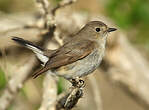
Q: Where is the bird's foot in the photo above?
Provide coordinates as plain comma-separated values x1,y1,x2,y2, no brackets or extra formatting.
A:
69,77,85,88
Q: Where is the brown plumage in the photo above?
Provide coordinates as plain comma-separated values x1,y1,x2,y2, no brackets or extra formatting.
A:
32,39,96,78
12,21,117,80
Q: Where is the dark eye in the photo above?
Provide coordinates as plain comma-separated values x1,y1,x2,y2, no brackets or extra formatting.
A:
95,28,100,32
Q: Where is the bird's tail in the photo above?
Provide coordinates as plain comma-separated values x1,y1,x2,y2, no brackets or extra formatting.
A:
12,37,49,64
12,37,44,53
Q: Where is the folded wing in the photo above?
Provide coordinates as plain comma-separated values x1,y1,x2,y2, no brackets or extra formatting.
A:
32,39,96,78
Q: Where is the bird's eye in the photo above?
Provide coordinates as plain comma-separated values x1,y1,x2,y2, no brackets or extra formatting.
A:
95,28,100,32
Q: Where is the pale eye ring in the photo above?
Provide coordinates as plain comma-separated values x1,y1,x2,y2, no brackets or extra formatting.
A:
95,28,100,32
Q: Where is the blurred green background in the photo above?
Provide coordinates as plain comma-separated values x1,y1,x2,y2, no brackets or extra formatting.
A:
106,0,149,49
0,68,6,91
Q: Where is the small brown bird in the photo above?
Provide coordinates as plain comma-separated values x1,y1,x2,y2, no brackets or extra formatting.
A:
12,21,116,80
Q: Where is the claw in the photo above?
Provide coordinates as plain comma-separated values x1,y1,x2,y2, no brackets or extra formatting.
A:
69,78,85,88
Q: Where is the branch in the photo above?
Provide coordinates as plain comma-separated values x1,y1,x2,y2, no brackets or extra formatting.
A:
0,57,38,110
0,1,57,108
39,73,57,110
35,0,80,110
35,0,49,28
56,81,84,110
51,0,76,15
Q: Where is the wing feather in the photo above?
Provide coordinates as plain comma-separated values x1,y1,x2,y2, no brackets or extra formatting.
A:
32,40,96,78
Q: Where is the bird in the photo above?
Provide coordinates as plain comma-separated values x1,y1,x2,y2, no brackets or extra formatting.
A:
12,21,117,81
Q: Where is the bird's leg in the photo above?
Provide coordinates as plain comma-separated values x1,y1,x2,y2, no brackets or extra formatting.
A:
69,77,85,88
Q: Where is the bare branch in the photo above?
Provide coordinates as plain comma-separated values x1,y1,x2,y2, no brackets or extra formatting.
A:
35,0,79,110
56,80,84,110
39,73,57,110
0,57,38,110
51,0,77,15
0,7,57,109
35,0,50,28
35,0,49,14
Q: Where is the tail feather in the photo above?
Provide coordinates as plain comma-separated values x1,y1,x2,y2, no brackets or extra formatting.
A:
12,36,49,64
12,37,43,53
32,69,44,79
32,66,50,78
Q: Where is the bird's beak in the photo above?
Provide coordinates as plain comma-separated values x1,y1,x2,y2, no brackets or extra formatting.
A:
107,28,117,32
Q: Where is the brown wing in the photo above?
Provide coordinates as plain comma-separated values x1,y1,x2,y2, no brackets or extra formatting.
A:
32,40,96,78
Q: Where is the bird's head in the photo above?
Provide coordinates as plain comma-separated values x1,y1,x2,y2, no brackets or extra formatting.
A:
80,21,117,41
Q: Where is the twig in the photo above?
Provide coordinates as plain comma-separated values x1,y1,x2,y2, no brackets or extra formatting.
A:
36,0,49,14
35,0,50,29
51,0,77,15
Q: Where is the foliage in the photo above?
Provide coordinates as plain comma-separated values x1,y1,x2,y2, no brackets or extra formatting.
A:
106,0,149,29
106,0,149,46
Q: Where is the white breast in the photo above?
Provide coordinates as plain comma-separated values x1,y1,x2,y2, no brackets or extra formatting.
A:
55,49,105,79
